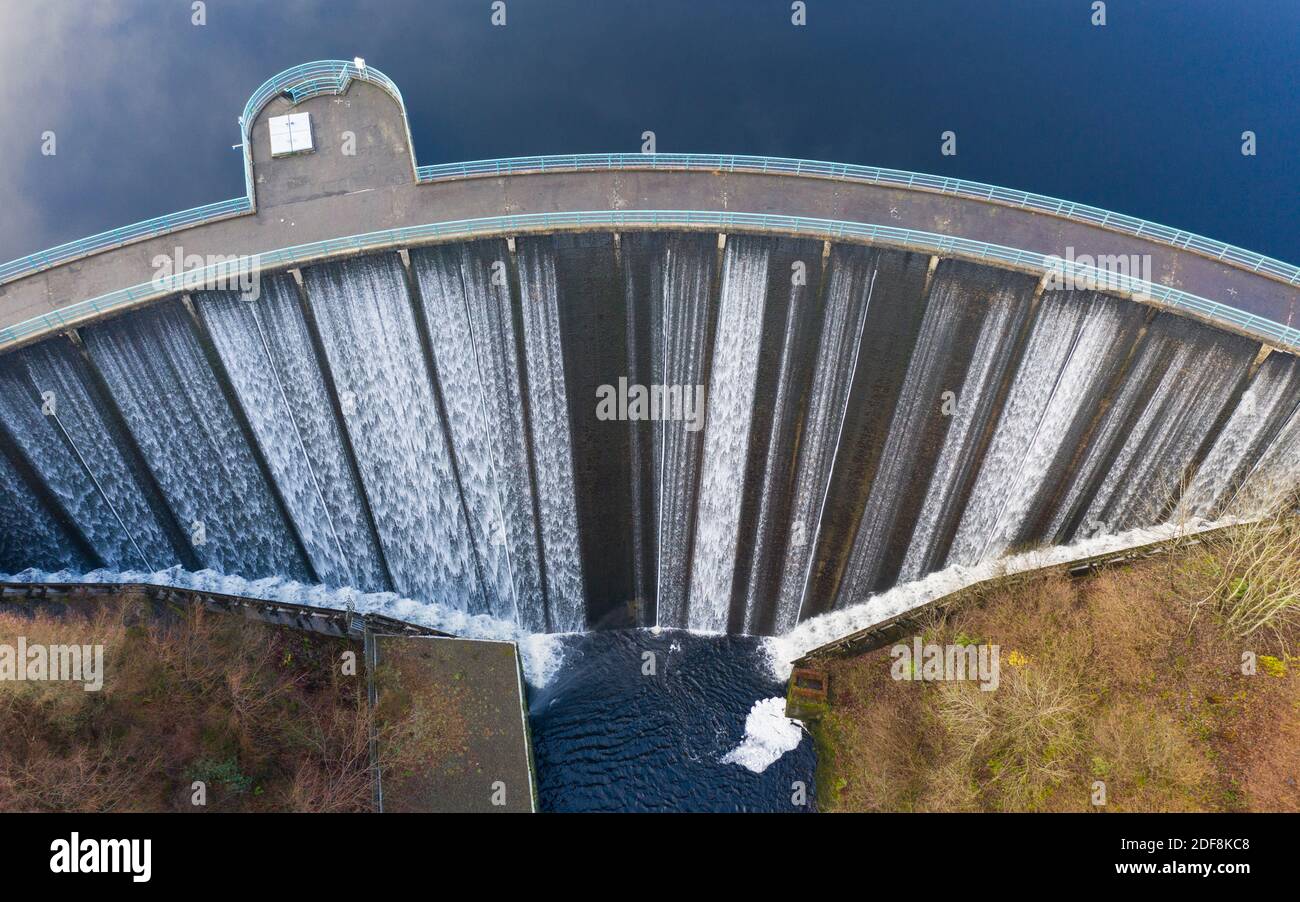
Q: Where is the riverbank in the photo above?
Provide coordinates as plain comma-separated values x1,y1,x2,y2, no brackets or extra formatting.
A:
804,517,1299,812
0,591,420,811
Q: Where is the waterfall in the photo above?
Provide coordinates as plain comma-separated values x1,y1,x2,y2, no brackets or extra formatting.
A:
945,291,1143,567
302,256,485,613
2,236,1296,640
1236,383,1300,511
737,241,822,635
81,301,310,580
195,278,389,593
411,247,520,624
515,239,586,632
1074,317,1256,536
771,247,878,633
687,236,769,632
1178,351,1300,518
0,338,179,570
833,262,1014,609
417,242,545,631
0,445,93,573
896,268,1034,582
649,234,716,629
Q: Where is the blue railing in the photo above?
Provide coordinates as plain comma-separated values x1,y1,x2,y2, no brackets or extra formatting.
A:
0,197,252,284
0,61,411,285
416,153,1300,286
1,59,1296,299
2,209,1297,354
237,60,417,204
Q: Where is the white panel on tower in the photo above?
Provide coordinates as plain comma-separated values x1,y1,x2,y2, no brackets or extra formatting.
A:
268,112,315,157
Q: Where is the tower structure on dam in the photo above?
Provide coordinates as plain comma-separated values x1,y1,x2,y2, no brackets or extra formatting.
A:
1,61,1298,637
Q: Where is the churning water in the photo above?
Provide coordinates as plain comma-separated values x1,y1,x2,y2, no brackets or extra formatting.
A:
528,629,815,812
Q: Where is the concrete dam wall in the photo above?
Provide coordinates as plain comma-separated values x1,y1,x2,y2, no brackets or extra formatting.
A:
1,231,1298,636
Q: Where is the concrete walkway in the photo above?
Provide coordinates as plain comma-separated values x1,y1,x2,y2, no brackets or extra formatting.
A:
1,80,1295,349
370,634,536,813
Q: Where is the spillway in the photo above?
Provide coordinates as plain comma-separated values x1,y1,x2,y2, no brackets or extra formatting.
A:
0,337,184,571
195,277,389,593
81,302,310,580
3,233,1299,638
946,290,1147,567
301,256,485,613
687,236,769,632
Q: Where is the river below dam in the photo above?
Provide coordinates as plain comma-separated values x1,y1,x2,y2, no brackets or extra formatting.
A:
528,629,816,813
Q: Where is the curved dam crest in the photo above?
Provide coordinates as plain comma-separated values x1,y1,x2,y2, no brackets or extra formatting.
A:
1,232,1299,638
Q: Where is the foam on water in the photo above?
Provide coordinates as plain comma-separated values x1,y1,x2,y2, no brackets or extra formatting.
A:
720,696,806,773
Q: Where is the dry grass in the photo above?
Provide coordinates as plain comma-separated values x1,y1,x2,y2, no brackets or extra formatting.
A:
812,517,1300,812
0,595,403,812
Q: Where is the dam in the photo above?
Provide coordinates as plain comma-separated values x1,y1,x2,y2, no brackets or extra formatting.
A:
2,60,1299,646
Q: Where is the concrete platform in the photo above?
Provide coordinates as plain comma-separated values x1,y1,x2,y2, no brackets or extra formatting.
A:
369,634,536,813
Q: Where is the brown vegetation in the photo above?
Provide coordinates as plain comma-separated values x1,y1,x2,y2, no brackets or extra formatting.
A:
811,515,1300,812
0,596,389,812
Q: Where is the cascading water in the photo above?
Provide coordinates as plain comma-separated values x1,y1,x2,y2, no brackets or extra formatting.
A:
514,239,586,632
771,246,878,633
410,247,520,624
945,291,1145,567
736,241,823,635
2,237,1297,641
896,268,1034,582
0,338,180,570
687,236,769,632
414,242,545,631
648,234,716,630
0,446,93,573
195,278,389,593
1178,351,1300,519
301,256,485,612
1074,317,1256,536
81,301,310,580
1237,391,1300,511
833,262,1025,609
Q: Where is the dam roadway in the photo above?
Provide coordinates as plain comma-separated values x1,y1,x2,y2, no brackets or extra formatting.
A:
0,67,1296,351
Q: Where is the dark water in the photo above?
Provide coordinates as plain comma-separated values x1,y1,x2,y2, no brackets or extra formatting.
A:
528,630,816,812
4,1,1297,263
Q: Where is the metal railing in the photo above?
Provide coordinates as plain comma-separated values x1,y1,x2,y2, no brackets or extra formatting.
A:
0,61,1295,300
2,209,1297,354
0,61,412,286
415,153,1300,287
0,196,252,284
237,59,417,205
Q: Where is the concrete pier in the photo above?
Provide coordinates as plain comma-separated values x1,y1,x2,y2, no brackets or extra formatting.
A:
369,634,537,813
